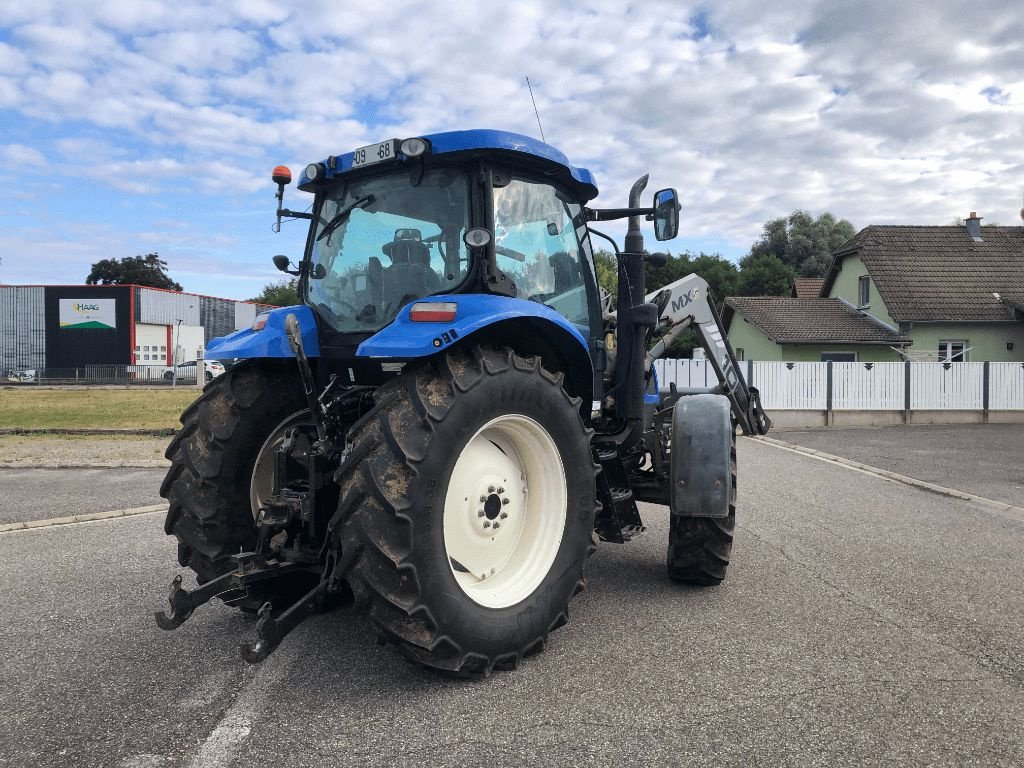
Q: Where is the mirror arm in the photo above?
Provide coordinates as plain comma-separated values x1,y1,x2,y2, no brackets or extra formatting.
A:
280,210,315,221
585,206,655,222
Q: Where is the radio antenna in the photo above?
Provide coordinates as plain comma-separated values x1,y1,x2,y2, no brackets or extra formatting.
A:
525,76,546,144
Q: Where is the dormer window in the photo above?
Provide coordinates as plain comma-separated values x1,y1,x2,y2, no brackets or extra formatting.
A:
858,275,870,308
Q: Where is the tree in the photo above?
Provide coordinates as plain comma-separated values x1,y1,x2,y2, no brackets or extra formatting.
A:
593,250,617,302
736,253,796,296
748,210,855,278
86,253,182,291
249,278,300,306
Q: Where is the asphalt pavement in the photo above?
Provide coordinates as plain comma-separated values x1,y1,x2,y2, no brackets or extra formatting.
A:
1,436,1022,767
779,423,1024,508
0,468,167,525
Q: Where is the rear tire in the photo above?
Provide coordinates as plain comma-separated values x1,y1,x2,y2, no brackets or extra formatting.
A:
160,363,306,584
333,347,598,676
666,434,737,585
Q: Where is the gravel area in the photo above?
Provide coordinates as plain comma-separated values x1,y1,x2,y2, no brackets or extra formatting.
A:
0,435,171,468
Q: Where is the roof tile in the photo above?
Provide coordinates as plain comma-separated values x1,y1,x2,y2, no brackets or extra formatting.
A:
830,225,1024,322
725,297,911,344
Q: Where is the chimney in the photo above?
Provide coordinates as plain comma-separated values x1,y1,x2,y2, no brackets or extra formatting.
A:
965,211,983,241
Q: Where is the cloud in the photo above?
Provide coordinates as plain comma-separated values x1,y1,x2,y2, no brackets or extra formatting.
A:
0,142,46,166
1,0,1024,298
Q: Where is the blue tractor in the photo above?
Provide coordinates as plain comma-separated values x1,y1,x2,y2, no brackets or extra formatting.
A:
155,129,770,674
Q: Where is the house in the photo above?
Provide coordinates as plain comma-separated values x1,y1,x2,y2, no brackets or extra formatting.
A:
821,214,1024,361
725,214,1024,361
723,296,910,362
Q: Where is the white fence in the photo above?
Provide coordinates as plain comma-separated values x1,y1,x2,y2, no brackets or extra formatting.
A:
655,359,1024,411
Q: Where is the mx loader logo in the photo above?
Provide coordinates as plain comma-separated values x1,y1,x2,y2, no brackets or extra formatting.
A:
670,287,700,315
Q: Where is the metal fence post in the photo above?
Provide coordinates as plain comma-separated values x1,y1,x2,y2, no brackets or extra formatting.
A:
904,360,912,424
196,349,205,390
982,361,990,424
826,360,834,426
747,359,754,388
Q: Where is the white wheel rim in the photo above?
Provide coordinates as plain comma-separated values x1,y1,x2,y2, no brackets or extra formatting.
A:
249,410,312,519
443,414,567,609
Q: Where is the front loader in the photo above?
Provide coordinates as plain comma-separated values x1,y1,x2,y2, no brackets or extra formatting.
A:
155,129,770,675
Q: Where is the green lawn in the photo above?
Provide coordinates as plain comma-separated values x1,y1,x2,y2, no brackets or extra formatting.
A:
0,388,199,430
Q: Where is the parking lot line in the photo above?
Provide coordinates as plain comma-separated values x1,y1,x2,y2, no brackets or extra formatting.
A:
751,435,1024,522
0,503,168,533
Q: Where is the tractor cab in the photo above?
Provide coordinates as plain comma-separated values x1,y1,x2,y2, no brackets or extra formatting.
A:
273,130,608,344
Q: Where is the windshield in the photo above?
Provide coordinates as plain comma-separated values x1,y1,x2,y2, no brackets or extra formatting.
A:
307,168,471,332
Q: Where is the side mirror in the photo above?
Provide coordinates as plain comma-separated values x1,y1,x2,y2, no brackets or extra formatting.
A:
272,254,292,273
652,188,680,241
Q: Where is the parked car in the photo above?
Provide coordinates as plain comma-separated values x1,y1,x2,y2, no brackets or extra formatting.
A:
163,360,225,382
6,369,37,382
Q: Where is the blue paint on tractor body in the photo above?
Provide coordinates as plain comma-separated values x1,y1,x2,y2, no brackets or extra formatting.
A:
206,305,321,360
645,365,661,405
357,294,589,359
299,129,599,202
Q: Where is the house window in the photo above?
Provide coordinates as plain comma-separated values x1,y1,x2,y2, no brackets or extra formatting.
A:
821,352,857,362
736,348,745,361
938,340,967,362
858,276,870,308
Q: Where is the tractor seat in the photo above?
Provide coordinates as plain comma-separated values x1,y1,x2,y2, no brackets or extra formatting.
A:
381,237,441,309
382,238,431,267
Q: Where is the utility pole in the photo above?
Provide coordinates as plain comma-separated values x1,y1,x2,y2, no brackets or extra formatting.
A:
171,318,183,389
171,305,196,389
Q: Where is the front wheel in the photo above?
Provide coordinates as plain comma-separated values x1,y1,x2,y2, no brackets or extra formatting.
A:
667,433,737,585
334,347,598,675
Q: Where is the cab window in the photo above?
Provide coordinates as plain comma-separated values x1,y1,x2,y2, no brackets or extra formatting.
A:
492,178,594,335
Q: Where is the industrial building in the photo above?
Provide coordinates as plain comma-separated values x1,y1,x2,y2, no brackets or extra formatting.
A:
0,284,274,372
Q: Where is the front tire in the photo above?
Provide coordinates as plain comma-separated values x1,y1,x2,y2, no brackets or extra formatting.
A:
666,433,737,585
334,347,597,675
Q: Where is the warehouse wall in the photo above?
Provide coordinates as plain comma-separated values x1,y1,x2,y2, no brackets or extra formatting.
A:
135,323,170,364
172,325,205,364
199,295,238,344
137,287,200,326
45,285,132,368
0,286,46,370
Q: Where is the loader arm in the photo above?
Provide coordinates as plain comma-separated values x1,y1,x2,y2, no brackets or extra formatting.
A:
645,274,771,435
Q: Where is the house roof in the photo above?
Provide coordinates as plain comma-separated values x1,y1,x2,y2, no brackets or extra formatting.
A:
723,297,912,345
792,277,825,298
822,225,1024,322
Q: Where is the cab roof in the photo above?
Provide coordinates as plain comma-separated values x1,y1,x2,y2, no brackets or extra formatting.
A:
301,128,599,202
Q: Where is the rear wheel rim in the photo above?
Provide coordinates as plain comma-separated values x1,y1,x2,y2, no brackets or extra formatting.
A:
249,409,313,519
443,414,567,609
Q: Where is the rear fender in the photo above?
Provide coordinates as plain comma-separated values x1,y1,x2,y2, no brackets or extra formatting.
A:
670,394,733,518
358,295,593,404
206,305,321,360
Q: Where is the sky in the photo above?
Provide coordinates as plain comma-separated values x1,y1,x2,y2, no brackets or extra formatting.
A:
1,0,1022,300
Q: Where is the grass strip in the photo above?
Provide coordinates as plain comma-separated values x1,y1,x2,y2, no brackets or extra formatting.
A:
0,389,198,430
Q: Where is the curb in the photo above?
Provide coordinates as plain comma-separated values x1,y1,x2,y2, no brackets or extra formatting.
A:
0,503,168,533
749,435,1024,519
0,463,168,469
0,428,176,436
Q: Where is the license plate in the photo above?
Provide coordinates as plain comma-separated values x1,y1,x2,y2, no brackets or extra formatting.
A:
352,139,398,168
